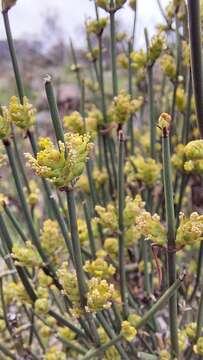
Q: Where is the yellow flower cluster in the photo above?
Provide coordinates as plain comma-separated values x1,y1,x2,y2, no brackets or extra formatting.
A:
86,47,99,62
160,54,176,80
184,140,203,174
83,257,116,279
4,281,31,305
86,277,115,312
0,107,11,140
117,53,128,69
58,327,76,341
128,313,142,327
159,350,170,360
148,33,166,64
35,298,49,315
131,50,147,70
121,321,137,342
194,337,203,356
104,237,118,258
25,180,40,206
63,111,84,134
171,144,185,171
9,96,36,130
57,263,80,306
25,133,93,188
108,90,142,124
136,212,166,246
176,212,203,247
158,112,172,130
12,241,42,267
185,322,197,340
86,18,108,36
176,87,186,113
40,219,64,262
45,346,66,360
125,155,162,187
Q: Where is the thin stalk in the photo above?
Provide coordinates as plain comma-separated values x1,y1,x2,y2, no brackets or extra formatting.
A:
182,70,192,145
66,189,87,308
70,39,82,89
109,5,118,96
48,309,86,338
58,336,86,355
44,75,64,144
96,313,130,360
118,131,128,318
187,0,203,138
144,29,156,159
196,284,203,339
4,140,58,283
171,15,181,123
4,204,27,243
190,241,203,301
136,275,184,329
162,126,179,358
127,40,134,155
82,334,123,360
83,201,97,259
2,10,24,102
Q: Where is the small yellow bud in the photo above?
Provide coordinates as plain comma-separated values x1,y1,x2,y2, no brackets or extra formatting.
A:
158,112,172,130
9,96,36,130
35,298,49,315
0,107,11,140
184,140,203,160
194,337,203,355
121,321,137,342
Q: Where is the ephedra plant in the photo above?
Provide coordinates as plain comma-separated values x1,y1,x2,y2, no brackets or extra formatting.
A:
0,0,202,358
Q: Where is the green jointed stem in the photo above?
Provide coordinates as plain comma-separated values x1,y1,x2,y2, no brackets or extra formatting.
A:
66,190,87,308
162,127,179,358
188,0,203,138
2,10,24,103
136,275,184,329
144,28,156,159
118,131,128,318
4,204,27,243
110,5,118,96
83,201,97,259
196,284,203,339
44,75,65,144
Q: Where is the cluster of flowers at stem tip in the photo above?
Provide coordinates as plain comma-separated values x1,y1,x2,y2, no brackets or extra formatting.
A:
0,96,36,139
125,154,162,188
25,133,93,189
129,32,166,70
56,261,117,316
172,139,203,174
63,107,103,139
12,219,66,267
108,90,143,124
95,193,203,249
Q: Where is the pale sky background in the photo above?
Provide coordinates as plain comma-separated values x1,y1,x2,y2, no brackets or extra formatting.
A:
0,0,170,47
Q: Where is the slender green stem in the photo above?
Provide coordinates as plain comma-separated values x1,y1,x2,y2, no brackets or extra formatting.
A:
44,75,64,144
187,0,203,138
118,131,128,318
196,283,203,339
2,10,24,103
70,39,82,89
48,309,85,338
83,201,97,259
144,29,156,159
66,189,87,307
110,6,118,96
82,334,123,360
162,127,179,358
127,40,134,155
136,275,184,329
96,313,130,360
4,204,27,243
